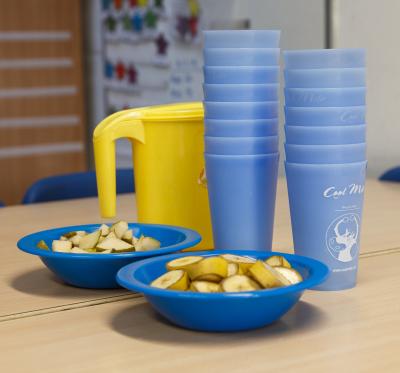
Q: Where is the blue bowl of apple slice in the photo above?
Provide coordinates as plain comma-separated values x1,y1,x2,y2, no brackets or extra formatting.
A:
17,221,201,289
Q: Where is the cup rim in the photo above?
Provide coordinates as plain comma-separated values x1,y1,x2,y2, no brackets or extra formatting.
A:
285,160,367,167
284,142,366,149
205,101,279,106
204,66,280,71
205,135,279,141
204,83,279,88
284,67,365,73
206,118,279,124
204,47,280,53
284,105,365,111
285,124,366,130
284,86,366,92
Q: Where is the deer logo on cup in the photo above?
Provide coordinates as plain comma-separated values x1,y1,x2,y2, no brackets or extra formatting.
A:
326,213,360,262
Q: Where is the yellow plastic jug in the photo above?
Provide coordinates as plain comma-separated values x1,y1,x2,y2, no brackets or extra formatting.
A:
93,102,213,249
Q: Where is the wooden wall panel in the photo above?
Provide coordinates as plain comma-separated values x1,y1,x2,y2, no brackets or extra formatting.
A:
0,69,76,88
0,0,87,205
0,153,86,204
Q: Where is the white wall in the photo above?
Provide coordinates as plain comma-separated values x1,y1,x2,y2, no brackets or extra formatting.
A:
331,0,400,177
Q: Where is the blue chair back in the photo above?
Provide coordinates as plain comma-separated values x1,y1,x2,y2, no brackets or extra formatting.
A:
22,169,134,204
380,167,400,182
0,201,4,207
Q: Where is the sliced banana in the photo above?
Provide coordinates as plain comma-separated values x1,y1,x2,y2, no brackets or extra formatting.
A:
227,262,243,276
221,275,260,292
274,267,303,285
266,255,291,269
190,281,220,293
248,261,290,288
186,256,228,281
151,270,189,290
221,254,256,272
195,274,223,282
166,256,203,271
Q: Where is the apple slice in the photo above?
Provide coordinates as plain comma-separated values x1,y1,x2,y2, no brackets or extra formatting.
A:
79,230,101,250
52,240,72,253
96,237,134,252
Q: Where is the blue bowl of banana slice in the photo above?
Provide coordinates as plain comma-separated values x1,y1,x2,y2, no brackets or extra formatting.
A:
117,250,329,332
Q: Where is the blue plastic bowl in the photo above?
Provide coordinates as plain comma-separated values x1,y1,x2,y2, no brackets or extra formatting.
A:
117,250,328,332
17,223,201,289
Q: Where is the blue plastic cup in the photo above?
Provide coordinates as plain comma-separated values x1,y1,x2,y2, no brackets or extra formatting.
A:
205,118,278,137
284,143,366,164
284,48,366,69
285,125,366,145
204,66,279,84
204,30,280,48
285,106,365,126
203,48,280,66
205,153,279,251
285,161,367,290
284,87,366,107
204,101,278,120
284,68,365,88
205,136,279,155
204,84,279,102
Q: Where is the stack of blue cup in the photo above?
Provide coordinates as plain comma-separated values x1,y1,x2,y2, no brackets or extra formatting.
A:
283,48,367,290
203,30,281,251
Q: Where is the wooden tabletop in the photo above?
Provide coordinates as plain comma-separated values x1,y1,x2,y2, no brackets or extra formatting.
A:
2,178,400,319
1,251,399,373
1,178,400,372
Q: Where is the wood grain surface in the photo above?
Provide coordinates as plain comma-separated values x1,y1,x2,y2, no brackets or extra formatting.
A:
1,252,399,373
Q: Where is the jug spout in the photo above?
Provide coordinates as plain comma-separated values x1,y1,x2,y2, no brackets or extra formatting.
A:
93,109,145,218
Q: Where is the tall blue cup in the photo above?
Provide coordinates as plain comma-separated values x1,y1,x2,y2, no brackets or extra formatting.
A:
285,161,367,290
205,153,279,251
284,68,365,88
204,101,278,120
204,48,280,66
204,30,280,48
283,48,366,69
204,84,279,102
285,125,366,145
204,66,279,84
205,136,279,155
284,143,366,164
205,118,279,137
285,106,365,125
284,87,366,107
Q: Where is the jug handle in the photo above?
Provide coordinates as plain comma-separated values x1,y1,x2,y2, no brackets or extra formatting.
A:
93,109,145,218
